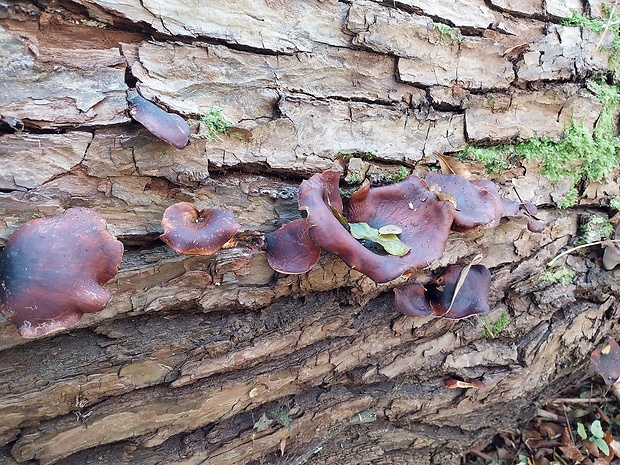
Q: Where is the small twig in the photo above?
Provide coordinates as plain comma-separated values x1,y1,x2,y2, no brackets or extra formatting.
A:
547,239,620,268
596,5,617,50
551,397,614,404
536,408,564,423
477,315,493,337
562,405,575,446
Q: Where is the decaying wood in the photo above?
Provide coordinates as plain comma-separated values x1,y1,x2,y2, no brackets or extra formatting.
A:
1,0,619,464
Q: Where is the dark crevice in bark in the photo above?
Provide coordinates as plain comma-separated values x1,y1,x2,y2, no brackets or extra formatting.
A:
482,0,550,22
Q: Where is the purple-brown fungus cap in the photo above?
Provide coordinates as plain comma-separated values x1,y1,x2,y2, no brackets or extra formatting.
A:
0,208,124,338
160,202,240,256
395,264,491,319
394,282,433,317
297,171,455,283
266,218,321,274
425,173,500,230
127,89,190,149
346,175,455,271
426,264,491,318
591,337,620,385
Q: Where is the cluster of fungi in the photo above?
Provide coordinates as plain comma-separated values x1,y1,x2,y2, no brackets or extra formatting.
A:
0,91,546,338
266,169,542,318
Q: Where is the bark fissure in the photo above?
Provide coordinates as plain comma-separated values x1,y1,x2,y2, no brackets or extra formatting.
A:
1,1,619,464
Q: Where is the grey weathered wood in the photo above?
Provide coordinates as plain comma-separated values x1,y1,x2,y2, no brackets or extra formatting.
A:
1,1,619,464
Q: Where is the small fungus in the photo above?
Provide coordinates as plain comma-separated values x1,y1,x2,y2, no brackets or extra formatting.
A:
127,89,190,149
266,218,321,274
479,181,544,233
423,173,544,233
0,208,123,338
444,378,486,389
160,202,240,256
425,264,491,318
603,224,620,270
591,337,620,386
395,264,491,319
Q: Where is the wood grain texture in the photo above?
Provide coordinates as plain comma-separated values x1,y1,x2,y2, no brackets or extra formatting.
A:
1,1,619,464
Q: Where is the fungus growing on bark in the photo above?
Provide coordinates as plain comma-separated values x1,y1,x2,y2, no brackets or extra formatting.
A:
127,89,190,149
265,218,321,274
290,170,455,283
393,282,433,317
478,181,544,233
591,337,620,401
395,264,491,319
425,173,499,230
603,224,620,270
424,173,544,233
0,208,123,338
591,337,620,386
160,202,240,256
444,378,486,389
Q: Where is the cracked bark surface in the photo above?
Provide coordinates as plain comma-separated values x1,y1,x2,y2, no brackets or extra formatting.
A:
1,1,619,464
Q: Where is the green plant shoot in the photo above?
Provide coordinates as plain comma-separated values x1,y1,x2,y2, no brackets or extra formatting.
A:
196,106,233,141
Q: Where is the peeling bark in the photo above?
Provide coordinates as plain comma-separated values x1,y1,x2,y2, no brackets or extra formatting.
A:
1,1,619,464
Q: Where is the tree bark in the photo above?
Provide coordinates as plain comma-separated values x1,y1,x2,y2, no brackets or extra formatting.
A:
1,1,619,464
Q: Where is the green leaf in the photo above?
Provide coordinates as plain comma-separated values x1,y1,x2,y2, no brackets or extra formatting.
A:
590,419,605,439
577,422,587,440
326,193,349,227
330,205,349,227
592,437,610,456
349,222,411,257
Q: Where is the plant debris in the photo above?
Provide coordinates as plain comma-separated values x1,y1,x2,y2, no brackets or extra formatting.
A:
464,377,620,465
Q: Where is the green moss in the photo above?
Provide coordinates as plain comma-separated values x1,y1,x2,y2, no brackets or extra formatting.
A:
481,313,510,338
562,9,606,33
345,172,363,185
457,146,509,174
562,5,620,74
486,93,497,109
339,151,375,161
459,79,620,190
433,23,462,44
513,119,618,183
579,216,615,244
559,187,579,209
540,266,575,285
272,406,293,429
610,195,620,209
386,166,409,184
195,106,233,141
339,187,355,199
